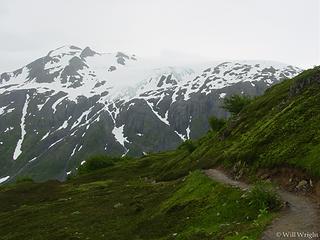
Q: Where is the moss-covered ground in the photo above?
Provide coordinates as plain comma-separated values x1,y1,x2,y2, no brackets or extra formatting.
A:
0,161,274,240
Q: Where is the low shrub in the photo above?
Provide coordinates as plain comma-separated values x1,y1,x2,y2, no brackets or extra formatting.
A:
15,176,34,184
222,94,252,115
178,140,197,153
78,155,116,175
247,182,281,211
208,116,226,132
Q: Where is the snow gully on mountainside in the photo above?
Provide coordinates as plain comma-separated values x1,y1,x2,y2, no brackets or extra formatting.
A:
13,94,30,160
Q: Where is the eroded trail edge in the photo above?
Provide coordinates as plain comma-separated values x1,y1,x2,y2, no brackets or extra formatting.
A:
204,169,320,240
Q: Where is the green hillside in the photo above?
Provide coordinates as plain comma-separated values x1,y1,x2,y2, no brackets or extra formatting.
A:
1,66,319,240
141,66,320,180
0,163,276,240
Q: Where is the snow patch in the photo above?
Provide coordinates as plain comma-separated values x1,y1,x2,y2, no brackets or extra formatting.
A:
145,101,169,126
71,145,78,157
41,131,50,141
0,105,14,116
0,176,10,184
0,106,6,115
186,126,191,139
122,149,129,157
48,138,64,149
56,120,69,131
7,108,14,113
219,93,226,98
29,157,37,162
112,124,127,147
175,130,186,141
37,98,50,111
3,127,14,133
52,96,68,114
186,116,192,139
71,107,94,130
13,94,30,160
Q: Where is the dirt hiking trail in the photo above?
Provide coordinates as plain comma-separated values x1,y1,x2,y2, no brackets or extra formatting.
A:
204,169,320,240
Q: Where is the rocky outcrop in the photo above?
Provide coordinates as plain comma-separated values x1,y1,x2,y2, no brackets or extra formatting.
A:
290,67,320,96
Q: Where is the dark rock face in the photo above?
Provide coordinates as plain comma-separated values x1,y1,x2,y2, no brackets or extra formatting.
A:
116,52,130,65
157,75,178,87
26,56,59,83
80,47,98,59
0,73,10,84
108,66,116,72
60,57,88,87
0,46,302,182
289,67,320,96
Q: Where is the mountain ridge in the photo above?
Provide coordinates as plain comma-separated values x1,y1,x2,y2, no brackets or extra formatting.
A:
0,45,302,182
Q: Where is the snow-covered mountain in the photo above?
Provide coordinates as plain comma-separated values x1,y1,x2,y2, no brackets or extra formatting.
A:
0,45,301,182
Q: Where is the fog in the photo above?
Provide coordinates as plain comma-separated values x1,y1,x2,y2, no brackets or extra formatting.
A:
0,0,319,72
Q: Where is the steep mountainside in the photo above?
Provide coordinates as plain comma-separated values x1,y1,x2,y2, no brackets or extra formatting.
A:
0,45,301,181
137,67,320,183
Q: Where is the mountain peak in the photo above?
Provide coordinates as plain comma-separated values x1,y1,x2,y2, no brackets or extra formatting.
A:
47,45,82,57
80,47,99,59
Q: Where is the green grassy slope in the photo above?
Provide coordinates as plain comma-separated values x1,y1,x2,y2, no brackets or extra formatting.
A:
0,162,274,240
202,66,320,176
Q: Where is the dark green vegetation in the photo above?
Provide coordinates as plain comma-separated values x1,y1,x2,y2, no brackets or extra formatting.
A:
221,94,252,116
1,67,319,239
209,116,226,132
14,176,34,184
247,182,281,211
77,155,123,175
0,166,275,240
178,140,197,153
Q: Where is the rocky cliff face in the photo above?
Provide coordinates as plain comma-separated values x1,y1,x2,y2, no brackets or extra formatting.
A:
0,45,301,182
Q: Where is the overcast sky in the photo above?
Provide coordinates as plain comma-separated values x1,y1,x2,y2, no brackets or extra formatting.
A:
0,0,319,72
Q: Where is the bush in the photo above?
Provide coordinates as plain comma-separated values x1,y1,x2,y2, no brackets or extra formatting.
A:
78,155,115,175
15,176,34,184
222,94,251,115
247,182,281,211
178,140,197,153
208,116,226,132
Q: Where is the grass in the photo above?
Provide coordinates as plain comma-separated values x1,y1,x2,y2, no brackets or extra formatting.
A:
246,182,282,211
0,168,275,240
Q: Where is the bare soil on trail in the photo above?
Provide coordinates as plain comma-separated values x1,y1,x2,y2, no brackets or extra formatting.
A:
204,169,320,240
